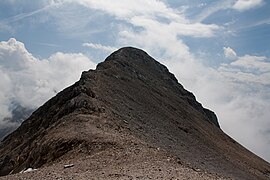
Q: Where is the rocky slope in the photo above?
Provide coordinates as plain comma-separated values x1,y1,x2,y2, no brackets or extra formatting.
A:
0,47,269,179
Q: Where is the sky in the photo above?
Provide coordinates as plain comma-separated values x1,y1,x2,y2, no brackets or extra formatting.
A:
0,0,269,162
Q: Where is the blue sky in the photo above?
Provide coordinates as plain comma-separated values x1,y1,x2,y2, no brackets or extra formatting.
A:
0,0,270,162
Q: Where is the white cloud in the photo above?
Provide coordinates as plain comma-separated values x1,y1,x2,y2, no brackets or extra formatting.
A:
76,0,185,22
130,16,219,38
223,47,237,59
194,1,235,22
219,67,270,86
0,70,12,120
193,0,264,23
214,91,270,160
75,0,220,39
71,0,219,72
217,49,270,160
233,0,264,11
117,20,194,61
83,43,117,52
0,38,96,121
231,55,270,72
221,47,270,85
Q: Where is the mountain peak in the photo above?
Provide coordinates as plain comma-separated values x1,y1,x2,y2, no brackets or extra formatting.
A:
0,47,269,179
96,47,219,128
97,46,169,74
105,46,151,62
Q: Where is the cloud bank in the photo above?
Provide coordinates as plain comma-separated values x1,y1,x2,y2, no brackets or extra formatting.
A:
0,38,96,124
233,0,264,11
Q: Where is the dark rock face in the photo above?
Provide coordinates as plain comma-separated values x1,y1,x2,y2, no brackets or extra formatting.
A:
0,47,269,179
99,47,219,128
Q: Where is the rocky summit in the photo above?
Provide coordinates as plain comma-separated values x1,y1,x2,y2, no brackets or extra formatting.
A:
0,47,269,179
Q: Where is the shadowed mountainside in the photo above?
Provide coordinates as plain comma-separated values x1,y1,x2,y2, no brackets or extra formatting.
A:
0,47,269,179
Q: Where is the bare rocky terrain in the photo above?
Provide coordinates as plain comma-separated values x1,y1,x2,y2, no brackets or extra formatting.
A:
0,47,269,179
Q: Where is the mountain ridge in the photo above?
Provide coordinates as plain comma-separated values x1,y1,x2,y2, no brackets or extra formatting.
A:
0,47,269,179
99,47,219,127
